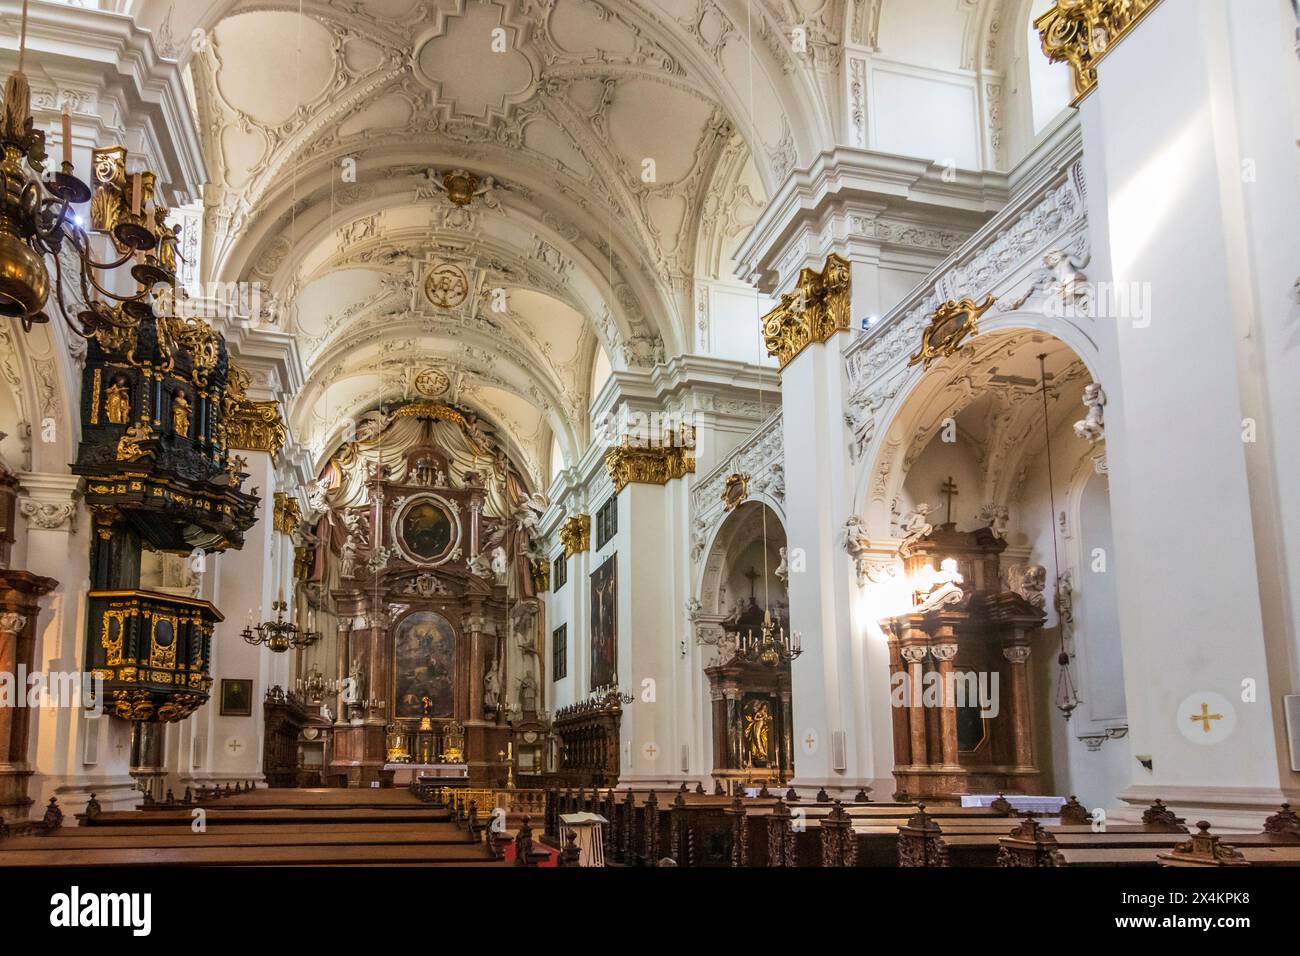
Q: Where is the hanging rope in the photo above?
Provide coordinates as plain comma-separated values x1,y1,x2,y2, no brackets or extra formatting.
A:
1037,353,1079,718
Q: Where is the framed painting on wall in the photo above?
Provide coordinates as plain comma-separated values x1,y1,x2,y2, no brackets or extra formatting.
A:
220,678,253,716
590,554,617,690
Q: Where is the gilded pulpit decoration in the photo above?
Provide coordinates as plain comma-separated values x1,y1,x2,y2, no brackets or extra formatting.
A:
104,376,131,424
760,253,852,369
116,422,153,461
604,426,696,493
722,472,750,511
172,391,191,436
559,514,591,557
1035,0,1164,100
272,492,303,536
908,295,996,370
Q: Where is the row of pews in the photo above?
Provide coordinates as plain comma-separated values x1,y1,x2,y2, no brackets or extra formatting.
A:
543,785,1300,867
0,786,523,866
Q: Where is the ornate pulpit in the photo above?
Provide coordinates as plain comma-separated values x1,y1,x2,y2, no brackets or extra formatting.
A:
882,523,1046,802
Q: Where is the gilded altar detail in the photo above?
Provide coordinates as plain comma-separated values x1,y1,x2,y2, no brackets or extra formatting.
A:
760,253,852,370
603,426,696,493
559,514,591,557
1035,0,1164,99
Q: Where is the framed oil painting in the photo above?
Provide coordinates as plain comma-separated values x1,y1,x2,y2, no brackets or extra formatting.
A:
589,555,617,691
393,611,456,719
397,497,454,563
220,678,253,716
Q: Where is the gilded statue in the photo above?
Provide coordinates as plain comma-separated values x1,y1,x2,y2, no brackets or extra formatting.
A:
116,422,153,462
104,377,131,425
154,205,178,275
172,391,191,437
742,700,774,767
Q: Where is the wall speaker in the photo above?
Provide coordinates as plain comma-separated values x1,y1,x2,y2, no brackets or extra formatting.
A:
831,730,847,772
680,744,690,774
1285,695,1300,772
191,735,205,770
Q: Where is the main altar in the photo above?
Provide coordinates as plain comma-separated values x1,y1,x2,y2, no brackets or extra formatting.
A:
308,402,549,787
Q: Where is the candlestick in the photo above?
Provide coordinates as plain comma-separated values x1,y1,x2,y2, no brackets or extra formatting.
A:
61,102,72,167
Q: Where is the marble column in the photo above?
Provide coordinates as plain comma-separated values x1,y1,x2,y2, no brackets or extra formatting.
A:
0,571,57,821
899,645,929,769
930,642,960,770
1002,645,1033,773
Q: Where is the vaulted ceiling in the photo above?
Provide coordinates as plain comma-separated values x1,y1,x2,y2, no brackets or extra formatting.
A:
137,0,842,487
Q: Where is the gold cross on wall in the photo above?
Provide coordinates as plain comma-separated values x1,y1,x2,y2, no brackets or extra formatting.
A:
1189,702,1222,733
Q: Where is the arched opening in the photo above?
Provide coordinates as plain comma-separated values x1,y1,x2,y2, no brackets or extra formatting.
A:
858,326,1126,806
694,500,793,788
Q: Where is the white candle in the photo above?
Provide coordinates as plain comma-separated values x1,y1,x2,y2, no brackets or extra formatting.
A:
61,102,72,167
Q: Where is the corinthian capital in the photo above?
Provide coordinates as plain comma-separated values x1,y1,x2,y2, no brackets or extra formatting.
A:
0,612,27,635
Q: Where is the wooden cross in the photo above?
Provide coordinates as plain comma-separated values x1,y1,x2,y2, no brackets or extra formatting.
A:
941,476,959,526
1189,702,1222,733
743,565,761,600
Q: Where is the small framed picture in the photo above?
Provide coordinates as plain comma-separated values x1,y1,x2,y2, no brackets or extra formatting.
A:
220,678,254,717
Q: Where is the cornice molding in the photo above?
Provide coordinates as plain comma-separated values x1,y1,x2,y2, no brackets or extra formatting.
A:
0,1,206,205
735,146,1011,293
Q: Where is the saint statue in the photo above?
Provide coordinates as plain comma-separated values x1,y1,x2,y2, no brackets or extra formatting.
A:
172,391,191,437
104,377,131,425
742,700,774,767
483,663,501,714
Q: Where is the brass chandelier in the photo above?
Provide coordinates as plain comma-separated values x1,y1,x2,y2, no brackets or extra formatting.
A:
242,599,322,653
734,608,802,669
0,2,176,334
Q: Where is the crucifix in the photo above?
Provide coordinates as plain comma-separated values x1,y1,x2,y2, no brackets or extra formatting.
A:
941,476,958,527
743,565,761,601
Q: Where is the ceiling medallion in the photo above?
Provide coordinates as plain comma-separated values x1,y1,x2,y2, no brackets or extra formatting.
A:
414,367,451,398
442,169,481,207
424,262,470,309
908,295,997,370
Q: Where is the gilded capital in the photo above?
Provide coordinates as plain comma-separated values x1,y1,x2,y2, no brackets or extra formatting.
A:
559,514,591,557
760,253,852,370
224,364,287,459
604,426,696,493
273,492,303,536
1035,0,1163,100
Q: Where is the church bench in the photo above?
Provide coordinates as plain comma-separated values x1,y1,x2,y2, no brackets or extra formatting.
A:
0,824,474,852
0,842,508,866
81,807,449,826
